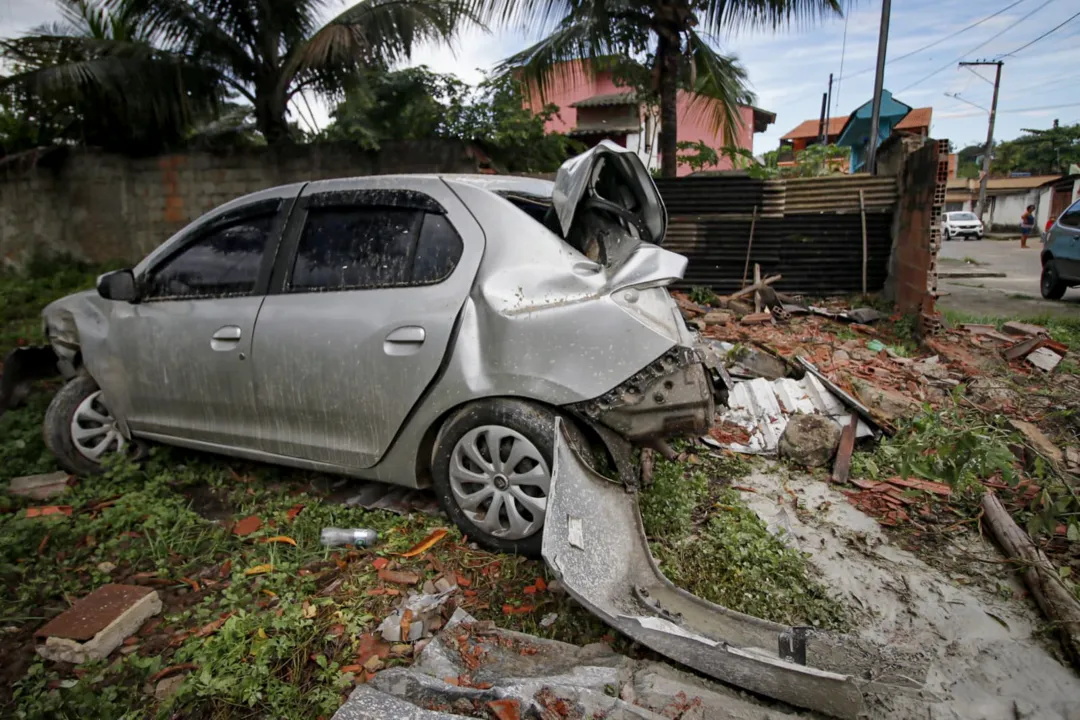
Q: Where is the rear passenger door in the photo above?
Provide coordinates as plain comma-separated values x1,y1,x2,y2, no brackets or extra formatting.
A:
248,178,484,470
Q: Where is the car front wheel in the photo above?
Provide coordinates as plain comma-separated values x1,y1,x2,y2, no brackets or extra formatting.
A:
432,399,567,557
1041,260,1068,300
44,374,132,476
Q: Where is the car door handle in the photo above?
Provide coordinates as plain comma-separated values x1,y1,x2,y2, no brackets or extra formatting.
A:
210,326,242,351
212,326,242,341
385,327,426,344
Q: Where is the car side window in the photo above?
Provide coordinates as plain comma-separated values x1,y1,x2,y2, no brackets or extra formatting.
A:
412,213,464,284
289,206,463,292
144,214,275,301
1059,200,1080,229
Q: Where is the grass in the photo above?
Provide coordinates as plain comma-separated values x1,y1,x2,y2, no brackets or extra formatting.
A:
0,259,858,717
639,452,850,631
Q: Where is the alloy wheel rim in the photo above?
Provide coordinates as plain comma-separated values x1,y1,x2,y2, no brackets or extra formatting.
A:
70,390,127,462
448,425,550,540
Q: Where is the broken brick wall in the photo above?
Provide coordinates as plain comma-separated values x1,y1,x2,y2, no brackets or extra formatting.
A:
0,141,484,268
884,139,949,316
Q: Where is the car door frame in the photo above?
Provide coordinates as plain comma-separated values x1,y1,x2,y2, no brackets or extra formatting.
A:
99,186,303,445
248,176,485,471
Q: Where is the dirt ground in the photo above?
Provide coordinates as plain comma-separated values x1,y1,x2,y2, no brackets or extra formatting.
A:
736,466,1080,720
937,238,1080,319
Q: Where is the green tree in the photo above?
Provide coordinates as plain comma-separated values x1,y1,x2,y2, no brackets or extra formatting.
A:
759,143,845,178
2,0,478,147
996,123,1080,175
489,0,843,177
0,0,221,154
323,67,579,172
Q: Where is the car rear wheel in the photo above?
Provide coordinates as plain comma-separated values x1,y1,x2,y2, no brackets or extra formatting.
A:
432,399,567,557
1041,260,1068,300
44,374,135,476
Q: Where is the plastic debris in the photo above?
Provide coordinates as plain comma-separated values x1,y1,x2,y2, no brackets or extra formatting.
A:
320,528,378,547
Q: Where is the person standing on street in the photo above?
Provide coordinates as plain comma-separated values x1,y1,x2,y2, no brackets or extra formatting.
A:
1020,205,1036,249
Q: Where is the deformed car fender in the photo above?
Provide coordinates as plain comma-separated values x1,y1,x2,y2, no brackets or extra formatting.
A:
40,289,135,436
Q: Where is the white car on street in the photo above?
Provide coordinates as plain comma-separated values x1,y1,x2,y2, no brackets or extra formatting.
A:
941,211,984,241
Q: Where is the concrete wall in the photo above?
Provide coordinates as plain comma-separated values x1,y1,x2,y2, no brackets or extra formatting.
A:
988,191,1039,233
0,141,483,267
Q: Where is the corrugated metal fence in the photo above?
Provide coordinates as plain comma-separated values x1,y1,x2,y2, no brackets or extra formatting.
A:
654,175,898,295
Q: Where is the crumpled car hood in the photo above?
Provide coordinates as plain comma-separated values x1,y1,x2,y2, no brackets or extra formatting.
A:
552,140,667,246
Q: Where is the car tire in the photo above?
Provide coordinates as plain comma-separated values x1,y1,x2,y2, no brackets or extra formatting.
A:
432,399,577,557
1041,260,1068,300
44,374,139,476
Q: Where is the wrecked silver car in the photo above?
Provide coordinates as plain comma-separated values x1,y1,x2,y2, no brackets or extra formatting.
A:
31,141,714,554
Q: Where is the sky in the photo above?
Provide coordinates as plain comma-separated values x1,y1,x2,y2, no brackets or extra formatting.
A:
2,0,1079,155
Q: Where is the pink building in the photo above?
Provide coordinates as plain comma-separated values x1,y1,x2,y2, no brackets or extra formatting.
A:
525,61,774,176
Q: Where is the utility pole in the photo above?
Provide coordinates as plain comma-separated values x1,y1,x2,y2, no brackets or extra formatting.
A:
960,60,1003,221
817,92,828,145
824,73,834,144
866,0,891,175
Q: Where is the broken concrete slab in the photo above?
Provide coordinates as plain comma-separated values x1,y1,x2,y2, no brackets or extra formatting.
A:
1027,347,1063,373
704,310,733,326
8,471,70,500
35,584,161,664
911,356,951,381
779,414,842,468
853,381,920,423
1003,321,1049,339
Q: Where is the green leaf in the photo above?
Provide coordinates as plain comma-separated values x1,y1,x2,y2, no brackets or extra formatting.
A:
1068,523,1080,543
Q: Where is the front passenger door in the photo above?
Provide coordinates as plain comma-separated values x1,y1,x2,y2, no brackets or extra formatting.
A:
110,202,286,447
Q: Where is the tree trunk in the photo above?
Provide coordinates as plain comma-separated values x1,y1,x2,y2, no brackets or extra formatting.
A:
255,75,291,144
981,491,1080,670
656,31,680,178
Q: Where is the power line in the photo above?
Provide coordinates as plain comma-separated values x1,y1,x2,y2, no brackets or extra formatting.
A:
835,10,849,112
996,9,1080,57
945,92,988,113
896,0,1056,94
838,0,1028,84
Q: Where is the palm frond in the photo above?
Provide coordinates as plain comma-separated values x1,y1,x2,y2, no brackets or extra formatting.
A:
683,30,753,149
290,0,482,96
110,0,259,78
494,10,634,103
0,32,221,144
699,0,845,35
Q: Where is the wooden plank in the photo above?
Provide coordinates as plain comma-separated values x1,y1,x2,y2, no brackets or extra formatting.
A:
831,415,858,484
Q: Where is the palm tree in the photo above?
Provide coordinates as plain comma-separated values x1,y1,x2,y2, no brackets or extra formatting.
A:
2,0,479,146
119,0,480,143
492,0,844,177
0,0,221,153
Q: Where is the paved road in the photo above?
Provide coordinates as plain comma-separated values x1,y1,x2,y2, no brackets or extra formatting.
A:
936,237,1080,319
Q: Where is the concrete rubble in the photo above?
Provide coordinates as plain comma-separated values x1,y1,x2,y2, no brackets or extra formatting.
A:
34,584,161,664
8,471,70,500
778,414,841,468
335,608,804,720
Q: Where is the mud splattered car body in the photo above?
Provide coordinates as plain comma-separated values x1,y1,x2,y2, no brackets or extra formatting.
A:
35,142,714,552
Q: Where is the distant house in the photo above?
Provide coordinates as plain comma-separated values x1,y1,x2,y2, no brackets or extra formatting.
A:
524,61,775,176
778,90,932,174
945,175,1067,231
